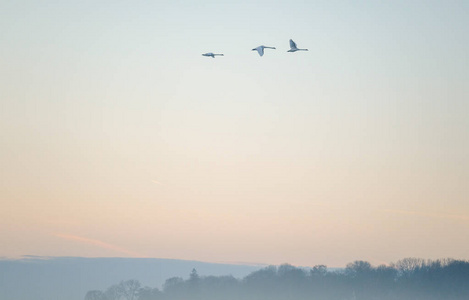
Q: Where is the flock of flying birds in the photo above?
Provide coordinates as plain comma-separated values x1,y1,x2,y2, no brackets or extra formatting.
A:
202,39,308,58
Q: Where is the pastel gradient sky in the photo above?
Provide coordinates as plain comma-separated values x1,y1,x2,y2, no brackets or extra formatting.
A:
1,0,468,267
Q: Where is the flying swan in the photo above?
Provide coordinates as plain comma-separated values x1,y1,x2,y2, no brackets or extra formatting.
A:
287,39,308,52
202,53,224,58
252,45,276,57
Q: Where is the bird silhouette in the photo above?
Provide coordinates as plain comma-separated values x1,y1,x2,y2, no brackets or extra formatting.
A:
287,39,308,52
202,52,224,58
252,45,276,57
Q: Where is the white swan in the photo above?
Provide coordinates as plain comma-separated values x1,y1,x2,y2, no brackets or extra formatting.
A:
287,39,308,52
202,53,224,58
252,45,276,57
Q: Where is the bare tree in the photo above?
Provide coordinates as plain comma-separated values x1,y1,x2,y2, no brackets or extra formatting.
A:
138,287,162,300
345,260,372,277
392,257,426,277
105,284,123,300
120,279,141,300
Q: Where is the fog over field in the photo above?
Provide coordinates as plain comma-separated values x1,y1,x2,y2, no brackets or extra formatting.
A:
2,256,469,300
82,258,469,300
0,256,262,300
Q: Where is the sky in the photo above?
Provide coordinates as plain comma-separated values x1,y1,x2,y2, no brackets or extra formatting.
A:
1,0,468,268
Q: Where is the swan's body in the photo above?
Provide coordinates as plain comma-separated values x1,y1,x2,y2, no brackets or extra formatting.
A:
252,45,276,56
202,52,224,58
287,39,308,52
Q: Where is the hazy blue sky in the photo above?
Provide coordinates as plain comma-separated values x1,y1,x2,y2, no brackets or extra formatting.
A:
1,0,468,267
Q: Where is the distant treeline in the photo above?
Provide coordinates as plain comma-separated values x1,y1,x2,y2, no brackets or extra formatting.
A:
85,258,469,300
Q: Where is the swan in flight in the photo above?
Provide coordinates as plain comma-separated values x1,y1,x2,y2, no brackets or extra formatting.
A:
287,39,308,52
202,53,224,58
252,45,276,57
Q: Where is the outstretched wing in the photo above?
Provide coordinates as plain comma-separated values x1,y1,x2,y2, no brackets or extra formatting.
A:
289,39,297,49
256,46,265,56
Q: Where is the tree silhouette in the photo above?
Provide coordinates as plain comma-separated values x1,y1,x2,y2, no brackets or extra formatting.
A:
119,280,141,300
85,258,469,300
137,287,162,300
105,284,123,300
189,268,199,282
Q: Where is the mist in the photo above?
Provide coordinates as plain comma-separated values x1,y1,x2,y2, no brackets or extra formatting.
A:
0,256,261,300
2,256,469,300
86,258,469,300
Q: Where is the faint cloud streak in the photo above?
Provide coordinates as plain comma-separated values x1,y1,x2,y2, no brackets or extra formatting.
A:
55,233,147,257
